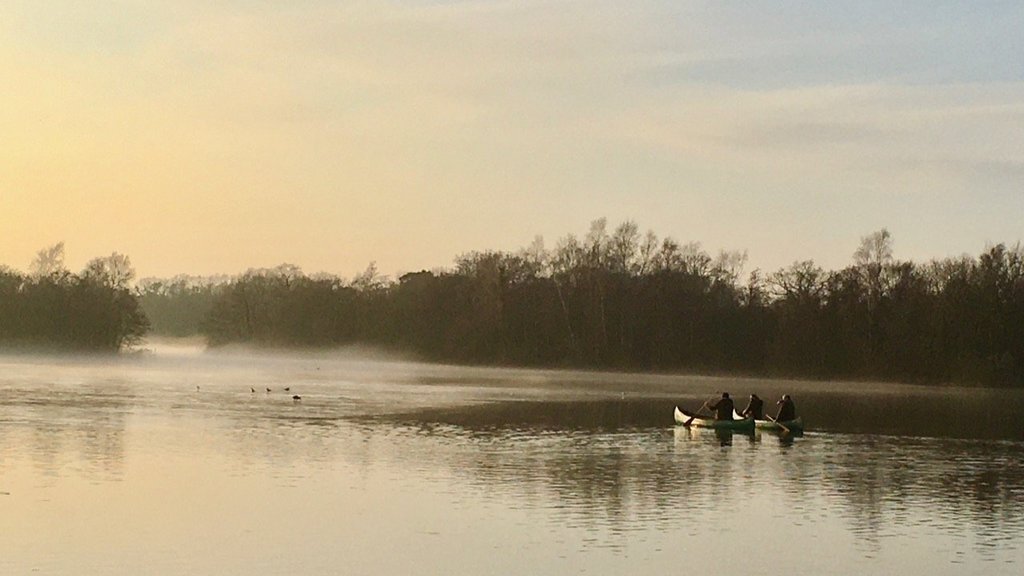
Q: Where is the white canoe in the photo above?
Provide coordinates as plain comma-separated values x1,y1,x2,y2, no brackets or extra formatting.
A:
674,406,756,431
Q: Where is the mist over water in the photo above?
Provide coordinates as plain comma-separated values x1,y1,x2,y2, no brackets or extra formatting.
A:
1,345,1022,575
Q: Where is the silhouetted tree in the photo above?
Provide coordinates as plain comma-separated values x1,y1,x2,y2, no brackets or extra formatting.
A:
0,248,149,351
182,223,1024,387
30,242,67,278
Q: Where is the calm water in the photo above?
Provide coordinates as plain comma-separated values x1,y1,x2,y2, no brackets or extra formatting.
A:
2,344,1023,575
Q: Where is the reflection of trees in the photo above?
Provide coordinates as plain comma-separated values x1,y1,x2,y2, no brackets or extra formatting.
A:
439,429,692,541
387,402,768,537
395,400,1024,555
409,399,675,431
1,382,132,482
821,436,1024,557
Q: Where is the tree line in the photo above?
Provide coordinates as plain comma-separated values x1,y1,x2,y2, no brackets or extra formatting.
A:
0,243,148,351
136,219,1024,387
7,222,1022,387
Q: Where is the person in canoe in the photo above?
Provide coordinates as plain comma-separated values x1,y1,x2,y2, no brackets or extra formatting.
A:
707,392,735,420
739,393,764,419
775,394,796,422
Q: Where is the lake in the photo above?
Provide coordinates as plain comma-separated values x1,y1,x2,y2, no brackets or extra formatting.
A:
2,343,1023,575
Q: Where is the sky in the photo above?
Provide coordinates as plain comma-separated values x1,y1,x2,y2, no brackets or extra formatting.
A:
2,0,1023,281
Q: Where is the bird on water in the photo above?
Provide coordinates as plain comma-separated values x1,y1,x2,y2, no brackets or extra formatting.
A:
292,395,301,401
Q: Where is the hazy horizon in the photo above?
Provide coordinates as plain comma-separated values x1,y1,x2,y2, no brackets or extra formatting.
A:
3,1,1023,279
4,218,1022,284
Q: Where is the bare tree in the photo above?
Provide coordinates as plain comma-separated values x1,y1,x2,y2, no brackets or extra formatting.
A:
584,218,610,269
769,260,826,303
854,228,893,268
637,230,659,276
519,235,549,278
609,220,640,274
655,238,676,272
83,252,136,289
351,262,387,291
854,228,895,303
30,242,66,278
680,242,712,276
712,250,749,287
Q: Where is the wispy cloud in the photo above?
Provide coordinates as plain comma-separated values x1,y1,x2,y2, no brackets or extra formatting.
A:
1,1,1022,276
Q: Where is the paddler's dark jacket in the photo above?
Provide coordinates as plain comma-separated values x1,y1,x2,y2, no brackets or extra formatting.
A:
708,397,735,420
776,398,796,422
742,396,764,419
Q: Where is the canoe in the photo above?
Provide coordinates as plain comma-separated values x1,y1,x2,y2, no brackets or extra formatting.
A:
759,416,802,432
733,411,805,432
674,406,756,431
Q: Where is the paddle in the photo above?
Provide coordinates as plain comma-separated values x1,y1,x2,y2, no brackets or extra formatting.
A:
683,395,718,426
682,403,706,427
764,412,790,434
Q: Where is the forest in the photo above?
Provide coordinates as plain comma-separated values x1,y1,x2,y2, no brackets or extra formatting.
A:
135,219,1024,388
2,222,1022,386
0,243,148,351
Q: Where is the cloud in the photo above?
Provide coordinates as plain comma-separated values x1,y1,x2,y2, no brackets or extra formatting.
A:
2,1,1022,277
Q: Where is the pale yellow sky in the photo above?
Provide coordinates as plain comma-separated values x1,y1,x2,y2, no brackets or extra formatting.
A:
2,1,1023,280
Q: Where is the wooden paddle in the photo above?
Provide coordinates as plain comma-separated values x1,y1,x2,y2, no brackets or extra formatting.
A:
683,395,718,426
682,403,705,426
764,412,790,434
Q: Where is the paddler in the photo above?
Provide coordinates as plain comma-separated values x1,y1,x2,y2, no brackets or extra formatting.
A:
707,392,735,421
740,393,764,419
775,394,796,422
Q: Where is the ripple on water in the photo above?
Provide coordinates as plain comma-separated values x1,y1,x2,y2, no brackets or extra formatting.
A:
2,353,1024,575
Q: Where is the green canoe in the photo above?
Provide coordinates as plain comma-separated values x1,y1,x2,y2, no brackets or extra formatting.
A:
732,411,805,432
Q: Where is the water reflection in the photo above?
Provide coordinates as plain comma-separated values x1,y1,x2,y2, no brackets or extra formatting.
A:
394,400,1024,566
2,353,1024,575
0,380,131,483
